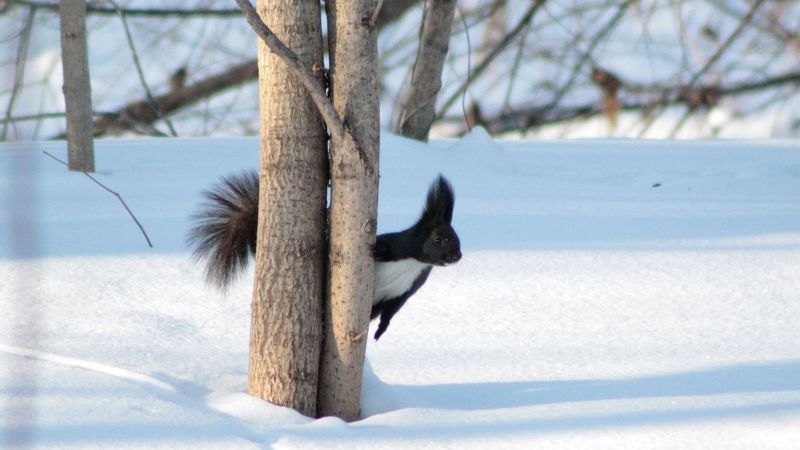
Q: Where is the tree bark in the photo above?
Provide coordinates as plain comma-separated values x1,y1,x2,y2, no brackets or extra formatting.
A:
248,0,327,418
59,0,95,172
396,0,456,141
318,0,381,421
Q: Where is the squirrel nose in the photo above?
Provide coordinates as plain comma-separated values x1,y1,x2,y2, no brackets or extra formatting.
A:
448,252,462,263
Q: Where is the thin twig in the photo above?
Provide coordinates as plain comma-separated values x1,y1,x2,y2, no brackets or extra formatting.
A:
42,150,153,248
710,0,800,57
106,0,178,137
668,106,697,139
457,5,472,132
2,5,36,141
501,19,530,113
541,0,632,117
1,112,67,125
688,0,766,88
669,0,766,138
443,69,800,135
370,0,385,27
233,0,344,141
347,329,368,343
437,0,546,118
639,1,690,138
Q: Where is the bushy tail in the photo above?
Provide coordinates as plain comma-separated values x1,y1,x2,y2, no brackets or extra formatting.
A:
187,170,259,289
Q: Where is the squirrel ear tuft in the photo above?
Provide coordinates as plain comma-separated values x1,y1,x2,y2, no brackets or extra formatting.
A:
419,174,455,227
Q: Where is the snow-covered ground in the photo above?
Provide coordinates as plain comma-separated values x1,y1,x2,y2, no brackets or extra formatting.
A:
2,131,800,448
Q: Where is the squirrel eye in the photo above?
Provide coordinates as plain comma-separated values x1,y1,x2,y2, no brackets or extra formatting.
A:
434,237,442,245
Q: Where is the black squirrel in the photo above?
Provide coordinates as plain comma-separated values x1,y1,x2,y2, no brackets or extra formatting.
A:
188,171,462,340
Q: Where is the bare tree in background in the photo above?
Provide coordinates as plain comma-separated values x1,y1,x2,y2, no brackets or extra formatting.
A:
435,0,799,138
58,0,94,171
5,0,800,140
396,0,457,141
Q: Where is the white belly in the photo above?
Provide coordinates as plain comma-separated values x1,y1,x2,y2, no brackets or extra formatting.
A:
373,259,431,304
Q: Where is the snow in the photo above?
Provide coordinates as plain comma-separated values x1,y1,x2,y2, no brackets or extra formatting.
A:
2,131,800,448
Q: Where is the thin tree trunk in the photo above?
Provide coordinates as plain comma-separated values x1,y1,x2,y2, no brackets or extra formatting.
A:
59,0,95,172
318,0,381,421
397,0,457,141
248,0,327,418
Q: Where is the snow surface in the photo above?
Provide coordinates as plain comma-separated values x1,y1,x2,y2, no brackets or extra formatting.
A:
2,131,800,448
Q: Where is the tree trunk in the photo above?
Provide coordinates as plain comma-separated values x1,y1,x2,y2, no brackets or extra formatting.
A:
396,0,456,141
248,0,327,418
59,0,95,172
318,0,381,421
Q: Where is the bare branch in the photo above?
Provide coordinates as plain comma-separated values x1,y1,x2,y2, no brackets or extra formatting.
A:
80,61,258,137
370,0,384,28
42,150,153,248
2,111,117,127
670,0,766,137
446,69,800,135
708,0,800,56
457,4,473,132
234,0,345,143
106,0,178,137
1,5,35,141
541,0,633,115
688,0,766,88
2,112,66,125
437,0,546,118
501,15,531,113
233,0,373,174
